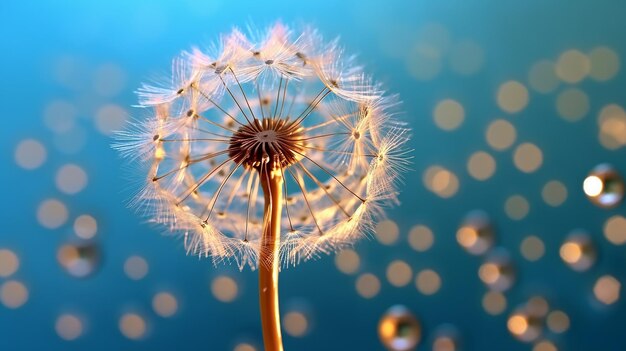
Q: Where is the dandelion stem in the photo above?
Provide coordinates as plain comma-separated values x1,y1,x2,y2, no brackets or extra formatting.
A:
259,165,284,351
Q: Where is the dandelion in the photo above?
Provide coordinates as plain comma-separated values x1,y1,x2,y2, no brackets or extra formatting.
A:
114,22,410,351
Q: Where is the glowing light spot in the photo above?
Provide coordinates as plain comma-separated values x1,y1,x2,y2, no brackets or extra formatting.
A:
386,260,413,288
434,99,464,131
583,164,624,208
335,249,360,275
505,195,530,221
556,49,590,83
560,231,596,272
482,291,507,315
119,313,147,340
497,80,529,114
486,119,517,151
124,256,149,280
528,60,559,94
55,314,83,341
432,330,459,351
56,164,88,195
375,220,400,245
597,104,626,149
0,249,19,278
57,243,100,278
513,143,543,173
152,292,178,318
73,215,98,239
583,175,603,197
234,343,257,351
478,250,515,292
456,211,494,255
526,296,549,318
0,280,28,309
546,310,570,333
556,88,589,122
508,315,528,336
423,166,459,198
507,309,541,342
408,225,434,252
211,276,238,303
283,311,309,337
593,275,621,305
542,180,568,207
588,46,620,81
604,215,626,245
37,199,69,229
356,273,380,299
415,269,441,295
15,139,47,170
467,151,496,181
520,236,545,262
533,340,558,351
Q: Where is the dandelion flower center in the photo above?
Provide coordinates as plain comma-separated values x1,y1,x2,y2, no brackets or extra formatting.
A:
228,118,305,170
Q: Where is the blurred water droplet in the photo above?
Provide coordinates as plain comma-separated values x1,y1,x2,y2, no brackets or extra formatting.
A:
482,291,507,315
211,275,238,303
37,199,69,229
457,210,494,255
432,324,461,351
507,307,542,342
525,296,549,318
57,242,100,278
415,269,442,295
497,80,529,114
583,164,624,208
0,280,29,309
124,255,149,280
55,313,84,340
356,273,381,299
386,260,413,288
593,275,621,305
546,310,570,334
559,231,596,272
0,249,19,278
152,292,178,318
334,248,360,274
378,305,421,351
283,310,310,337
119,313,147,340
479,249,515,292
15,139,47,170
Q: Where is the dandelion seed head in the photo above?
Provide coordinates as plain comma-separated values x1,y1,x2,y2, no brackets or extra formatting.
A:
114,22,410,269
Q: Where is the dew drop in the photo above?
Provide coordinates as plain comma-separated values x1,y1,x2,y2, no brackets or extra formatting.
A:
560,230,596,272
57,242,100,278
478,249,515,292
507,307,542,343
583,164,624,208
432,324,461,351
456,210,494,255
378,305,421,351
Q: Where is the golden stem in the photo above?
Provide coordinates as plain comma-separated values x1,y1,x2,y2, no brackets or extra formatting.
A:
259,167,284,351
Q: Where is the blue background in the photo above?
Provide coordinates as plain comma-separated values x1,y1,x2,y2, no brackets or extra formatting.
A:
1,0,625,350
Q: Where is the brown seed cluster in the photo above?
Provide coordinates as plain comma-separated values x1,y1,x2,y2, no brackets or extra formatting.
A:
228,118,305,170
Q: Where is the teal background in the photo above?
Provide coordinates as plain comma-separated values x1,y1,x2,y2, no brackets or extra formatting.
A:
1,1,626,350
